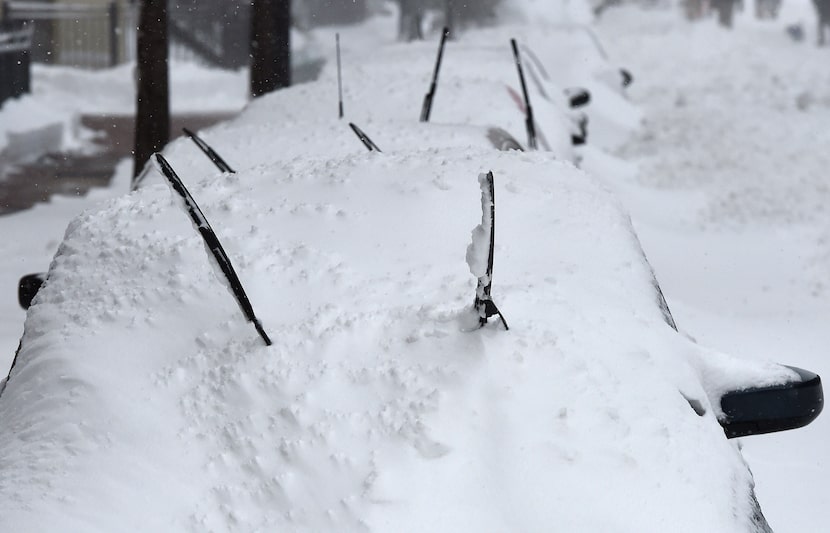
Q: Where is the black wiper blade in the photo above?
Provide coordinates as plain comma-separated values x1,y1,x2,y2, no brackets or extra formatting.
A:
154,153,271,346
183,127,235,174
348,122,382,152
472,171,508,330
510,38,537,151
420,26,450,122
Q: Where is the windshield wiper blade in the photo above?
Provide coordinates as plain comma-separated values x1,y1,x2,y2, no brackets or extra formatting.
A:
154,153,271,346
349,122,382,152
183,127,235,174
420,27,450,122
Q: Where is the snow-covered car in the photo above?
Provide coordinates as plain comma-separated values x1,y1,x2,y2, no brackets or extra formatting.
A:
1,22,822,533
0,138,822,532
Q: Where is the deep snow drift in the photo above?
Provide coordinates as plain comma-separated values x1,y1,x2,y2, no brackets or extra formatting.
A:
0,1,826,530
589,1,830,530
0,146,779,531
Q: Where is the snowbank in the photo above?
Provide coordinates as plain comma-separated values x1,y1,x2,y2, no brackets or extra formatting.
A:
0,147,779,532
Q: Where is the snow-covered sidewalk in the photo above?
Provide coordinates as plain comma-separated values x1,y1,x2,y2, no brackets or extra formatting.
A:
594,2,830,529
0,61,249,169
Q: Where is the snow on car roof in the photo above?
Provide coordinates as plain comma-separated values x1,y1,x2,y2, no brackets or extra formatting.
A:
0,145,787,531
226,36,575,157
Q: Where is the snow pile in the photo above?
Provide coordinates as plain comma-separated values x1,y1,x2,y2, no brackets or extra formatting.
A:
31,61,249,116
0,61,248,160
0,8,812,532
498,0,595,26
0,146,785,532
583,2,830,529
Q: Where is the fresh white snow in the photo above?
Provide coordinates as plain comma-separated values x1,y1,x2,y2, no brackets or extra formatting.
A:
589,1,830,530
0,1,828,531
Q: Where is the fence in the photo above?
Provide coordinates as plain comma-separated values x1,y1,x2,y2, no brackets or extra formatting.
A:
2,1,134,68
0,0,335,76
0,21,32,108
1,1,243,70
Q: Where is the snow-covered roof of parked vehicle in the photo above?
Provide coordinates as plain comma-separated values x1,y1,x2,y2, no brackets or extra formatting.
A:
0,142,794,531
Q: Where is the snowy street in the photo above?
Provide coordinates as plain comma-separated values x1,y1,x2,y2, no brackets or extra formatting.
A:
1,0,828,530
596,2,830,529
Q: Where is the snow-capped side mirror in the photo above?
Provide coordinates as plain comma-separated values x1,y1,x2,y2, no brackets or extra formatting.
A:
18,272,46,310
720,366,823,438
565,88,591,108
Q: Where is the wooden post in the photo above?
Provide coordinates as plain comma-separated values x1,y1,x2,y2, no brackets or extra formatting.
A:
250,0,291,98
108,1,119,66
133,0,170,182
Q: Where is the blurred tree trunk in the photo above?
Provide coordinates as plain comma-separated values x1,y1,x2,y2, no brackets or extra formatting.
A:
250,0,291,97
712,0,735,27
398,0,423,41
133,0,170,181
445,0,455,37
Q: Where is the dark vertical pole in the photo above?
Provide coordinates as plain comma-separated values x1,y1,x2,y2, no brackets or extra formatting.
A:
133,0,170,182
21,25,30,94
336,33,343,119
445,0,455,38
250,0,291,98
0,33,7,106
108,1,119,66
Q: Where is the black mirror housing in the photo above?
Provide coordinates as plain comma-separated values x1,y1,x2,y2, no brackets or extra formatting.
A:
620,68,633,88
18,273,46,310
565,88,591,108
720,366,823,439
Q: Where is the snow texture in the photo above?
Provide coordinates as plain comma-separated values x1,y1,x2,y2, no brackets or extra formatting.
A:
0,2,824,531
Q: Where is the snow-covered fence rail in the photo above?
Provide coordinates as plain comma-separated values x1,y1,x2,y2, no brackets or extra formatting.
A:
0,21,31,108
1,1,134,68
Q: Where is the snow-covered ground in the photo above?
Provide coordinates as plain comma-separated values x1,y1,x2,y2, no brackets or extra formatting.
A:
589,1,830,530
0,0,828,530
0,62,249,162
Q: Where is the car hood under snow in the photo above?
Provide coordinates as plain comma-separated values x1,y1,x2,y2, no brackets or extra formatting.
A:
0,147,791,532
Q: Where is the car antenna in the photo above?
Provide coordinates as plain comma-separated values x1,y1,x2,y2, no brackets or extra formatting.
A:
182,127,235,174
153,154,272,346
510,38,537,150
420,26,449,122
337,33,344,119
348,122,382,152
469,171,509,330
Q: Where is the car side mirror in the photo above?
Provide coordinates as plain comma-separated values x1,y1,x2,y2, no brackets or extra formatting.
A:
18,272,46,310
565,87,591,108
620,68,633,88
720,366,823,438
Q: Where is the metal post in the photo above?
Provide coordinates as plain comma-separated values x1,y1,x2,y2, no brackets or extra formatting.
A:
20,28,30,94
445,0,455,38
108,1,119,66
